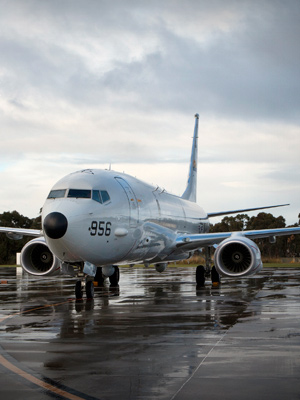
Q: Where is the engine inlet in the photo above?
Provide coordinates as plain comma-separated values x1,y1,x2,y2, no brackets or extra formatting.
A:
221,242,252,273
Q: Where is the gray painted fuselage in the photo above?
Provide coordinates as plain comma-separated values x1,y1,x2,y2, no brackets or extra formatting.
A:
42,169,209,267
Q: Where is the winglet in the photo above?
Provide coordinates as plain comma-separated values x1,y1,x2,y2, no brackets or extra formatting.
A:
181,114,199,203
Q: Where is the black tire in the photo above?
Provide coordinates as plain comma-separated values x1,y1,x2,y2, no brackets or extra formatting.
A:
211,265,220,283
109,266,120,286
95,267,104,286
75,280,83,300
196,265,205,287
86,280,94,299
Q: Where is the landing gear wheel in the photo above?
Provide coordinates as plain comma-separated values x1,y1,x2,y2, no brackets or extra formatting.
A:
211,265,220,286
95,267,104,286
196,265,205,287
75,280,83,300
109,266,120,286
86,280,94,299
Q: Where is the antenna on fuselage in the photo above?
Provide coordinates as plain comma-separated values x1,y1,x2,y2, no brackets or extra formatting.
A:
181,113,199,203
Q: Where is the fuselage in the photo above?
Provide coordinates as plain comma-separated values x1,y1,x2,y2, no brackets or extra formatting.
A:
42,169,209,267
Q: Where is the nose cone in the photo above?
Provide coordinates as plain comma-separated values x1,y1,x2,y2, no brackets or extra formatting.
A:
43,212,68,239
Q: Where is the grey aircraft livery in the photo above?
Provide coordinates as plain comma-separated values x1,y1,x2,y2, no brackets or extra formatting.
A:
1,114,300,299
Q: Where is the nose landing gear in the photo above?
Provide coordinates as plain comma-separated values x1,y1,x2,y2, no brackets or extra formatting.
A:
75,280,83,300
86,280,94,299
75,266,120,300
75,279,96,300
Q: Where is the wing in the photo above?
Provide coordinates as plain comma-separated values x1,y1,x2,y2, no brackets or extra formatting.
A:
176,226,300,251
0,227,42,240
207,204,289,218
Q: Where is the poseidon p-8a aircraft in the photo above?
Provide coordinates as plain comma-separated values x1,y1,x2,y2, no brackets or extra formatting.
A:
1,114,300,299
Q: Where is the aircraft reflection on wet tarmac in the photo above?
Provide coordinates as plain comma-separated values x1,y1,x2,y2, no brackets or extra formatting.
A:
0,266,300,400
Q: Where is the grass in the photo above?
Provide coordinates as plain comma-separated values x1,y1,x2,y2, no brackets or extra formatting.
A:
260,262,300,268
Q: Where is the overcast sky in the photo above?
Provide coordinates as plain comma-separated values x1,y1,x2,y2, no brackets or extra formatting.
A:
0,0,299,225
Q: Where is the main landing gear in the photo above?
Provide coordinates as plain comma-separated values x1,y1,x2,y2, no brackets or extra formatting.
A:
75,266,120,300
196,247,220,288
196,265,220,287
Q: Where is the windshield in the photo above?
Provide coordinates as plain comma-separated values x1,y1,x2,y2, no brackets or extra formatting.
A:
68,189,92,199
47,188,110,203
92,190,110,204
47,189,67,199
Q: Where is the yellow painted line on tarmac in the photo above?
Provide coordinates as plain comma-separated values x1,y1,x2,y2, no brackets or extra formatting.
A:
0,353,85,400
0,299,88,400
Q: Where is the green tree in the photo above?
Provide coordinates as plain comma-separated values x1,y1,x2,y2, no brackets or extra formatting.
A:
211,214,250,232
246,212,285,230
210,212,298,259
0,211,40,264
247,213,286,258
286,213,300,258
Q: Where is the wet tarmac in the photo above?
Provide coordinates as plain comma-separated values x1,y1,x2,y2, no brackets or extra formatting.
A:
0,266,300,400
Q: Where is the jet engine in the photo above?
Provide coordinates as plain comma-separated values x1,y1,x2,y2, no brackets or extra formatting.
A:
214,236,262,277
20,237,61,276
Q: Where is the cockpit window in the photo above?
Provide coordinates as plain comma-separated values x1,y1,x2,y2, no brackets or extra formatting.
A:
100,190,110,203
92,190,111,204
68,189,91,199
47,189,66,199
92,190,102,203
48,188,110,202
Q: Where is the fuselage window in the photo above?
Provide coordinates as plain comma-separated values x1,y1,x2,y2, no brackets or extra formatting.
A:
68,189,91,199
47,189,66,199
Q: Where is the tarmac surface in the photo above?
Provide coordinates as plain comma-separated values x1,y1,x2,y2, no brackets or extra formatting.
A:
0,266,300,400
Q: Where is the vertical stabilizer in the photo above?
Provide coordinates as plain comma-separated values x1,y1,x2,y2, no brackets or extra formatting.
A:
181,114,199,203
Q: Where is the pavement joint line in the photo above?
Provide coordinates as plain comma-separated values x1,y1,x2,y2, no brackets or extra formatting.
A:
170,330,228,400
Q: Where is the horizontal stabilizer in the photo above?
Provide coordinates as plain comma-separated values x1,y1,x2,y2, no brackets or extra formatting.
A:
207,204,290,218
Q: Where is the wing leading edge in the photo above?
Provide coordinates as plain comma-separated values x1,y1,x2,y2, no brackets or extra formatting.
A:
176,226,300,251
0,227,42,239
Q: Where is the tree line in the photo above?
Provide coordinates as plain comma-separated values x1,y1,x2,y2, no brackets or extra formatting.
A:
0,211,41,264
0,210,299,264
210,212,300,260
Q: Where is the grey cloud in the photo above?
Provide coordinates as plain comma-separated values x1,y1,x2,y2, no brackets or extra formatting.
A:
264,167,300,184
1,0,300,123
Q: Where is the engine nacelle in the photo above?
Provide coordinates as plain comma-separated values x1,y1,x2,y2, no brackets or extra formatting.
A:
20,237,61,276
214,236,262,277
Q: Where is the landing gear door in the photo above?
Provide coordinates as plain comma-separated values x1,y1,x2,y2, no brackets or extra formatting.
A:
115,177,139,227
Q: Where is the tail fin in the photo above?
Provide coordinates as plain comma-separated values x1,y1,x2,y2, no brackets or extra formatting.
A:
181,113,199,203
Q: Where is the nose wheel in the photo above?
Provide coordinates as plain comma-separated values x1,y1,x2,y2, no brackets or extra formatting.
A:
75,280,83,300
75,279,95,300
85,280,94,299
74,266,120,300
